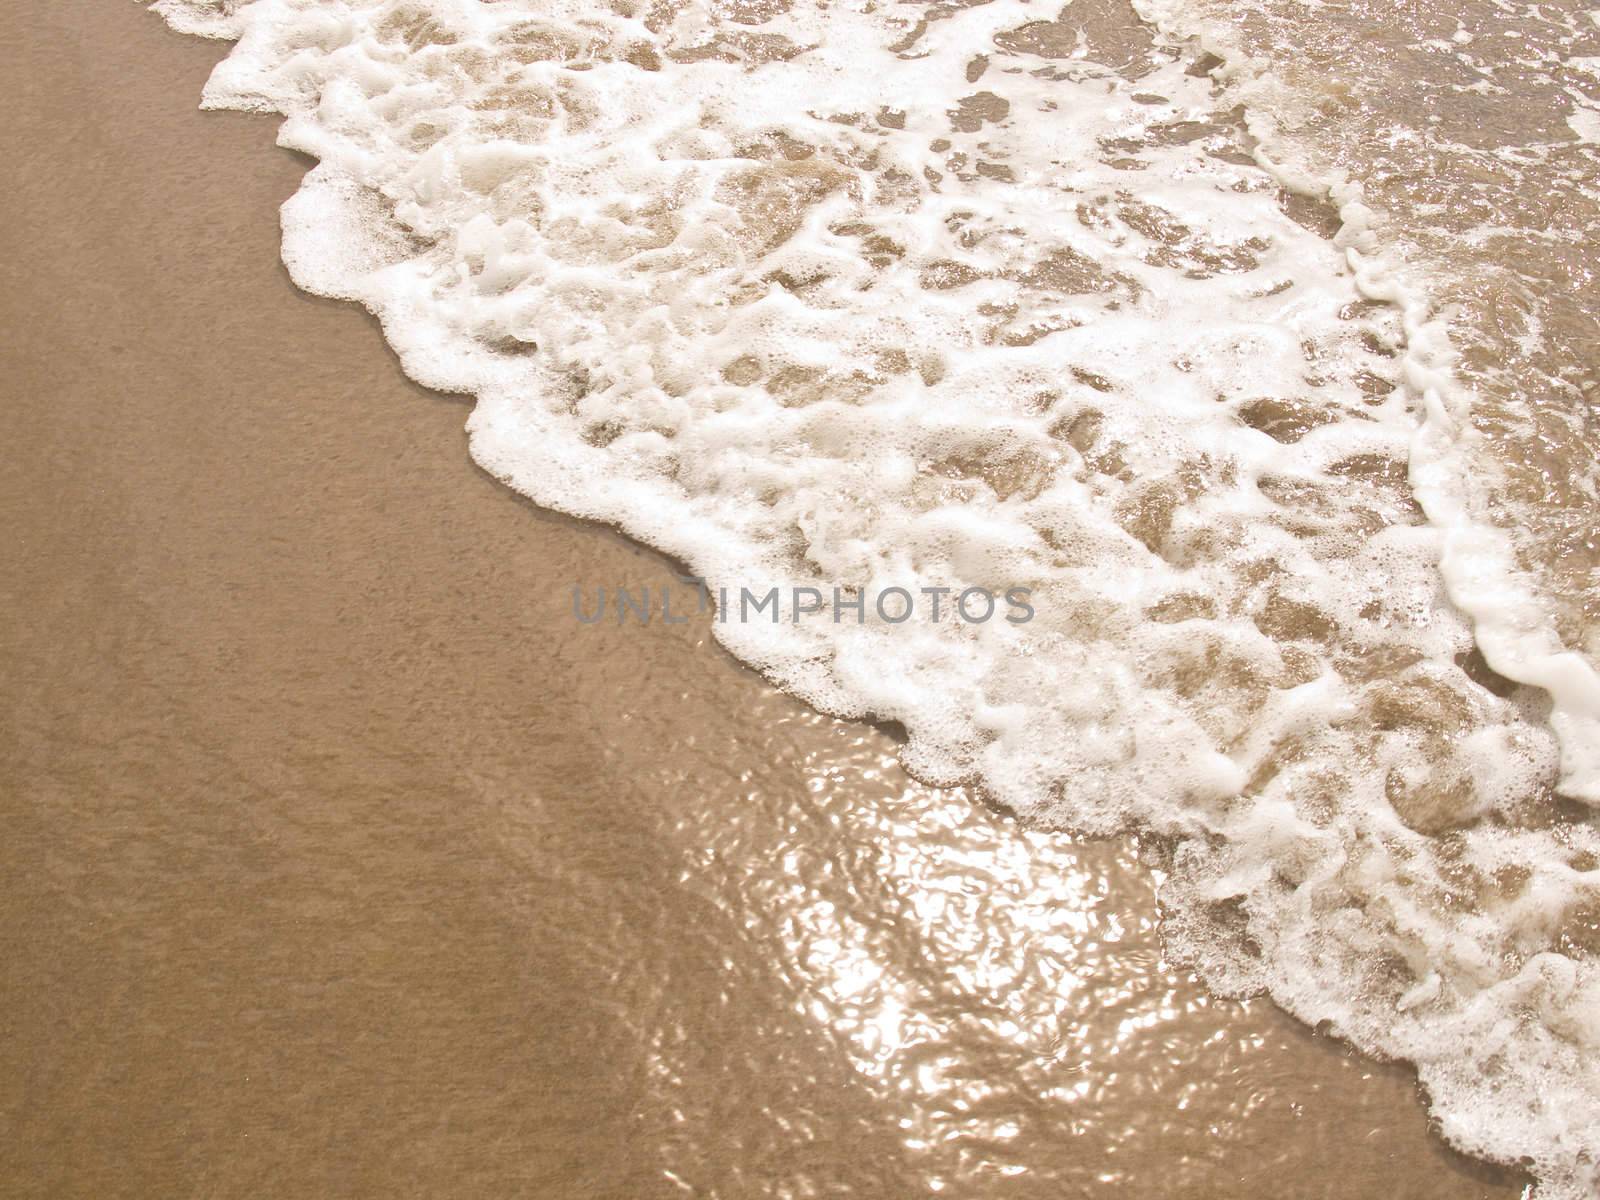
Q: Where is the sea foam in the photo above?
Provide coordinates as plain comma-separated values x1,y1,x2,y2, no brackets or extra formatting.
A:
147,0,1600,1191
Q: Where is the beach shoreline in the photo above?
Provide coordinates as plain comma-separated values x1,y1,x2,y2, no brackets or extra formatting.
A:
0,3,1533,1196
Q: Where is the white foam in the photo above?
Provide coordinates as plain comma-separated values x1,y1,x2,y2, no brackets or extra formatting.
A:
147,0,1600,1192
1134,0,1600,808
1571,106,1600,144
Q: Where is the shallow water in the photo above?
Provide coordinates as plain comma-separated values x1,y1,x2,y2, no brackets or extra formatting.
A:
8,0,1599,1193
1174,0,1600,661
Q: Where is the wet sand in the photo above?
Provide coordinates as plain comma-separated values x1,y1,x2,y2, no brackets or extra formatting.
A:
0,4,1529,1197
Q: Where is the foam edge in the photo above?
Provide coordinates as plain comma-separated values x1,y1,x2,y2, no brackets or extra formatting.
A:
1132,0,1600,806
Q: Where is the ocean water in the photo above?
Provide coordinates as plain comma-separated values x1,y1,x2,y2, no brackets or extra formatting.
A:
143,0,1600,1192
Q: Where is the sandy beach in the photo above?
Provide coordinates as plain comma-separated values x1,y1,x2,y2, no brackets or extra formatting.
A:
0,3,1545,1196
